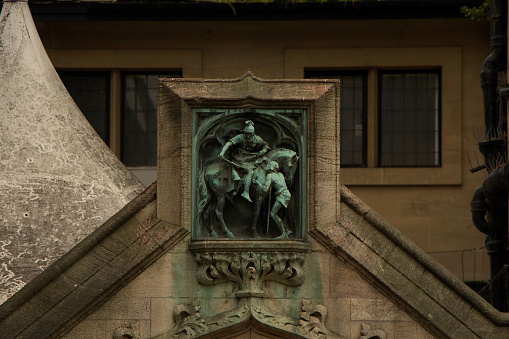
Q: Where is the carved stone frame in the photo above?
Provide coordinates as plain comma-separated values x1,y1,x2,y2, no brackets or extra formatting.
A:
158,72,340,251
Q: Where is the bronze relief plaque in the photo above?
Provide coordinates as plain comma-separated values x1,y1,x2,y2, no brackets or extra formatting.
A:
193,108,306,240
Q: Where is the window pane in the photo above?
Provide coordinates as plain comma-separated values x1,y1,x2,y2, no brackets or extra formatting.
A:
379,71,440,167
59,71,110,144
305,71,367,167
122,72,182,167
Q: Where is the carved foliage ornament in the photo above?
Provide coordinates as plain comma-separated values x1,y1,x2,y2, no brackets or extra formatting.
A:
196,251,304,298
170,298,338,339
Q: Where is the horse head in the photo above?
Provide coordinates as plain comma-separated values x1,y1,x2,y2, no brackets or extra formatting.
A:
266,148,299,188
285,154,299,187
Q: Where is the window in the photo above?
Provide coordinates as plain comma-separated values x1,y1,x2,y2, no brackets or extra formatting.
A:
122,72,180,167
59,70,182,186
305,71,367,167
379,71,441,167
306,69,441,169
60,72,110,144
288,47,460,185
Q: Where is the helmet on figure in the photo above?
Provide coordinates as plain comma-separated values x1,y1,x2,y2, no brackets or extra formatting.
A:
243,120,255,135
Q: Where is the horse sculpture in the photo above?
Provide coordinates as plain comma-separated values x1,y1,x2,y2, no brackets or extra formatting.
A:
196,148,299,238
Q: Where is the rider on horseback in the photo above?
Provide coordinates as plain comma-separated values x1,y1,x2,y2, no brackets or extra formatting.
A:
218,120,270,203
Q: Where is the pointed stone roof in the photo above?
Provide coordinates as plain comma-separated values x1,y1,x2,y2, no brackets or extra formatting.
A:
1,184,508,338
0,0,144,303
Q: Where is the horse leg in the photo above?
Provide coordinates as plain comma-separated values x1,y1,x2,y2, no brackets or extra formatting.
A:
207,202,218,237
270,201,288,239
197,194,217,238
251,198,262,238
215,195,234,238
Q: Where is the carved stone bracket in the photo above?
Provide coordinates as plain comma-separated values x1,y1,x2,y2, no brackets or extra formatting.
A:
299,299,336,339
112,322,140,339
358,323,387,339
170,300,207,338
168,298,340,339
195,251,305,298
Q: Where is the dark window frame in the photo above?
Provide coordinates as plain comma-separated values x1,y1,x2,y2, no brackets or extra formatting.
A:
121,71,182,167
58,70,111,145
305,69,368,168
377,69,442,168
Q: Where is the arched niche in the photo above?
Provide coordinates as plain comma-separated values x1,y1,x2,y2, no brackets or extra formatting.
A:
192,108,306,240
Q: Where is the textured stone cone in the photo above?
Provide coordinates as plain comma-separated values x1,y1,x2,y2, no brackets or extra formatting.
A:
0,0,144,303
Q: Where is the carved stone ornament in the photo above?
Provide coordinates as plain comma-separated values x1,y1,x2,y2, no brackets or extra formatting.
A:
157,252,345,339
196,251,305,297
359,323,387,339
112,322,140,339
168,298,339,339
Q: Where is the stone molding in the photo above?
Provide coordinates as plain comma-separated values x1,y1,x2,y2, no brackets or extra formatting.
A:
310,184,509,338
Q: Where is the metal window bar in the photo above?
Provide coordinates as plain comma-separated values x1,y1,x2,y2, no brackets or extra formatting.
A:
378,70,441,167
121,72,181,167
59,71,110,145
305,70,367,167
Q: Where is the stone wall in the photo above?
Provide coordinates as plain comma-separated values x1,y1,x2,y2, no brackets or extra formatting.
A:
63,235,435,339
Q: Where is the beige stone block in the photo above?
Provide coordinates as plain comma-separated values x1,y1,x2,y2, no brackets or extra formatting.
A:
120,251,199,298
87,296,151,320
298,251,330,299
308,236,332,253
351,298,412,322
67,320,150,339
63,320,108,339
329,257,382,299
322,298,351,338
394,321,437,339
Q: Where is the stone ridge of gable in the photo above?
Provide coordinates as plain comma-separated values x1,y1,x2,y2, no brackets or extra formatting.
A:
0,183,189,339
310,184,509,339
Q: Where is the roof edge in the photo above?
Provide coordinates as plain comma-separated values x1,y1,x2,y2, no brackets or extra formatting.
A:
337,184,509,326
0,183,158,321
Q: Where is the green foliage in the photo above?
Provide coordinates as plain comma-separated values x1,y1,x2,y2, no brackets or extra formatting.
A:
461,0,490,21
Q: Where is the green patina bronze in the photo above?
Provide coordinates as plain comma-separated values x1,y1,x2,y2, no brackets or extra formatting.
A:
192,108,306,240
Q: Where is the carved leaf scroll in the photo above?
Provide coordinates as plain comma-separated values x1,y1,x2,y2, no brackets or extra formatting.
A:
299,299,337,339
195,252,304,298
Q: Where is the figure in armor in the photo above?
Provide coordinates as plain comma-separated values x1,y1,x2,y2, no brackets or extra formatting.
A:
219,120,270,202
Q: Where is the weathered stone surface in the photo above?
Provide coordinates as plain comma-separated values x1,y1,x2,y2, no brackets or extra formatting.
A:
0,184,189,338
0,0,144,303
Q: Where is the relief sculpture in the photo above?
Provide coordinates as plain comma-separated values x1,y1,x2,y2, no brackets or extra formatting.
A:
194,110,304,239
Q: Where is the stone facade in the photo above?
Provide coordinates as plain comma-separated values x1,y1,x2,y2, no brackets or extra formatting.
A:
30,3,492,281
63,235,435,339
2,74,509,339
